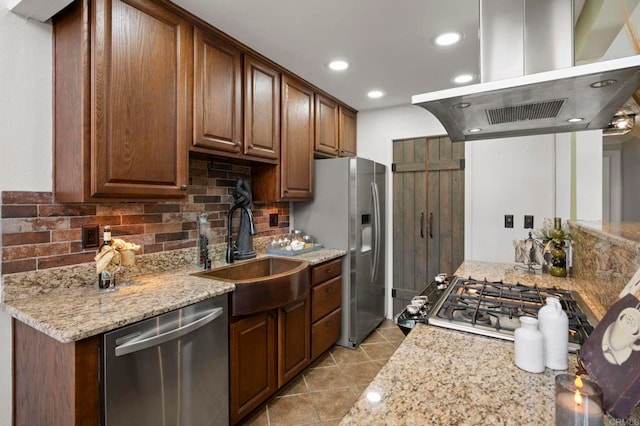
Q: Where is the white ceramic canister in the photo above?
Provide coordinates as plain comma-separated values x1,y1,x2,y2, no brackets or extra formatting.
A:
514,316,545,373
538,296,569,370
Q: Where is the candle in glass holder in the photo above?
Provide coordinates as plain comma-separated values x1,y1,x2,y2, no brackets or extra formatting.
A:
555,374,603,426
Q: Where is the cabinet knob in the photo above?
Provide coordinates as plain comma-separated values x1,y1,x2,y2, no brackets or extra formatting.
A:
180,185,187,191
326,286,335,294
248,144,254,149
283,189,289,193
234,141,241,147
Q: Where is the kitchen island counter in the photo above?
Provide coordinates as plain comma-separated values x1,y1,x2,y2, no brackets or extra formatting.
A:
1,248,345,343
341,260,639,425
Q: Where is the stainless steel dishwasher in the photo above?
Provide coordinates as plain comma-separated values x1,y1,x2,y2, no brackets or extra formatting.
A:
103,296,228,426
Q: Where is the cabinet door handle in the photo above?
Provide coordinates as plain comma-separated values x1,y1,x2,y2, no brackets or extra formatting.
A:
420,212,424,239
429,212,434,239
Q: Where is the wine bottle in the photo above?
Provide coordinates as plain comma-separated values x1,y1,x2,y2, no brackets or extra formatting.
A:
98,225,114,289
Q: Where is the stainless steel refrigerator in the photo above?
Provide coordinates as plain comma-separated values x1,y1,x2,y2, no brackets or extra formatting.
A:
294,157,386,348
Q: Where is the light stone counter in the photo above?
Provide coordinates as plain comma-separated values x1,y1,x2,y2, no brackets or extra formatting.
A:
341,260,639,425
1,248,345,343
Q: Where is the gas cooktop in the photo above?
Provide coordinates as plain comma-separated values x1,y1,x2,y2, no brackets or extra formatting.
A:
428,277,595,352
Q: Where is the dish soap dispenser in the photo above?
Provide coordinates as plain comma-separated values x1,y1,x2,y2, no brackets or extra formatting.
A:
538,296,568,370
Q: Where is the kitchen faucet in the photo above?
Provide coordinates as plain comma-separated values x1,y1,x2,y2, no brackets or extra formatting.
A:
226,179,257,263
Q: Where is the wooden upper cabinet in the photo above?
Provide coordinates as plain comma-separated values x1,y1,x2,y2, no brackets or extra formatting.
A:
314,94,339,156
53,0,191,201
339,106,357,157
280,75,314,199
244,55,280,160
193,27,243,153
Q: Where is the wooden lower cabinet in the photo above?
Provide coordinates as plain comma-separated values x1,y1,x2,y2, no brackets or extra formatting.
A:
278,296,311,386
13,320,100,426
310,258,343,361
229,310,278,424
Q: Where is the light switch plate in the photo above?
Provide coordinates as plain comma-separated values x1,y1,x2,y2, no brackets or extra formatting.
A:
82,225,99,249
269,213,278,227
524,215,534,229
504,214,514,228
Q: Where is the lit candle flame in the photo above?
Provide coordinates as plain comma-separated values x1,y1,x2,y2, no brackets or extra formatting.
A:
574,390,583,406
575,376,583,389
574,376,584,406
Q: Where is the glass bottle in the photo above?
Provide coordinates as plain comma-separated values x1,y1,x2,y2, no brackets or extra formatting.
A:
98,226,114,289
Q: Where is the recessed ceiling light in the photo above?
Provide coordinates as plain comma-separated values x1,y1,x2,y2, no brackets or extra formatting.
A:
453,74,475,84
567,118,583,123
328,60,350,71
367,90,384,99
468,128,482,133
434,32,462,46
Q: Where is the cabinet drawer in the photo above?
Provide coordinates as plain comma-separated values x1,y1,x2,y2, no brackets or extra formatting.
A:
311,308,341,360
311,276,341,322
311,258,342,286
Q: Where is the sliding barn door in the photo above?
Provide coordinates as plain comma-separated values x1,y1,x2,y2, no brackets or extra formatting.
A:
392,136,465,316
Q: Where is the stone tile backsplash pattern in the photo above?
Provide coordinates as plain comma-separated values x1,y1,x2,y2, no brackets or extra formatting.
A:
1,158,289,275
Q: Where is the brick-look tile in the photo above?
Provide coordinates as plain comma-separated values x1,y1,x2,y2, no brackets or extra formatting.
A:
143,243,164,254
122,234,155,247
190,167,208,177
144,222,183,234
3,231,51,247
181,203,205,213
204,203,230,212
69,215,121,228
96,204,144,216
51,229,82,242
2,205,38,218
111,225,146,236
2,191,52,205
182,221,197,231
155,231,190,243
39,204,96,217
163,212,198,223
163,240,196,250
144,203,181,213
2,259,37,274
192,195,222,204
186,186,208,195
3,217,69,233
121,214,163,225
3,242,69,261
38,252,96,270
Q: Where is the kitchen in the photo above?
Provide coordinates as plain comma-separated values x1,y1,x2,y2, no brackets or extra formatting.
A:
1,0,640,424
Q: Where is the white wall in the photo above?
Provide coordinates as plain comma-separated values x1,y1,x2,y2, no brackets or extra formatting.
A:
0,2,53,424
356,105,445,318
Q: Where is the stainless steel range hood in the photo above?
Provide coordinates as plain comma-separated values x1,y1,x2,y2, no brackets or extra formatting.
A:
412,0,640,142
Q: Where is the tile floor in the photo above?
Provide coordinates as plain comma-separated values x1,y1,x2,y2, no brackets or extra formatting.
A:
241,319,406,426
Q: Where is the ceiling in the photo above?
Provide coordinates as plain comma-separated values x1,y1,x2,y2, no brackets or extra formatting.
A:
171,0,638,112
171,0,480,111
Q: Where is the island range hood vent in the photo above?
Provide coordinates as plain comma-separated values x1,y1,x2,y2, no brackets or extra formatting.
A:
412,0,640,142
487,99,566,125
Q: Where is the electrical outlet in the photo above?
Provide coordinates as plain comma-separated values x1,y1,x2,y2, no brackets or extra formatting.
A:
82,225,99,249
269,213,278,227
524,215,534,229
504,214,514,228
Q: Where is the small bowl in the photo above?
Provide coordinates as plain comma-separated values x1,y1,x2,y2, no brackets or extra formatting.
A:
406,304,420,314
410,300,425,309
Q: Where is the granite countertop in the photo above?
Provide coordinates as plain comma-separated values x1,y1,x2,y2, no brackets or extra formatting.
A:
340,260,638,425
1,248,345,343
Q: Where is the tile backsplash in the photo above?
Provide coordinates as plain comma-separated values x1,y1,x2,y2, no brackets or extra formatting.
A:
1,158,289,275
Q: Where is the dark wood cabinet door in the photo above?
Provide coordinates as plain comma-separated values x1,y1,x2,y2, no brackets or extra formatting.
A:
280,74,314,199
193,27,243,153
244,55,280,160
230,312,277,424
391,136,464,315
315,94,339,156
278,296,311,387
311,308,341,360
339,106,357,157
92,0,190,198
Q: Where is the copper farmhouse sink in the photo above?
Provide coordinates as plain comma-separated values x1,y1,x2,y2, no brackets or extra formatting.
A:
194,257,309,316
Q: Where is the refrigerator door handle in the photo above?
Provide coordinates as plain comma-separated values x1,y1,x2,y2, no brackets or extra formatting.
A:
371,181,381,283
